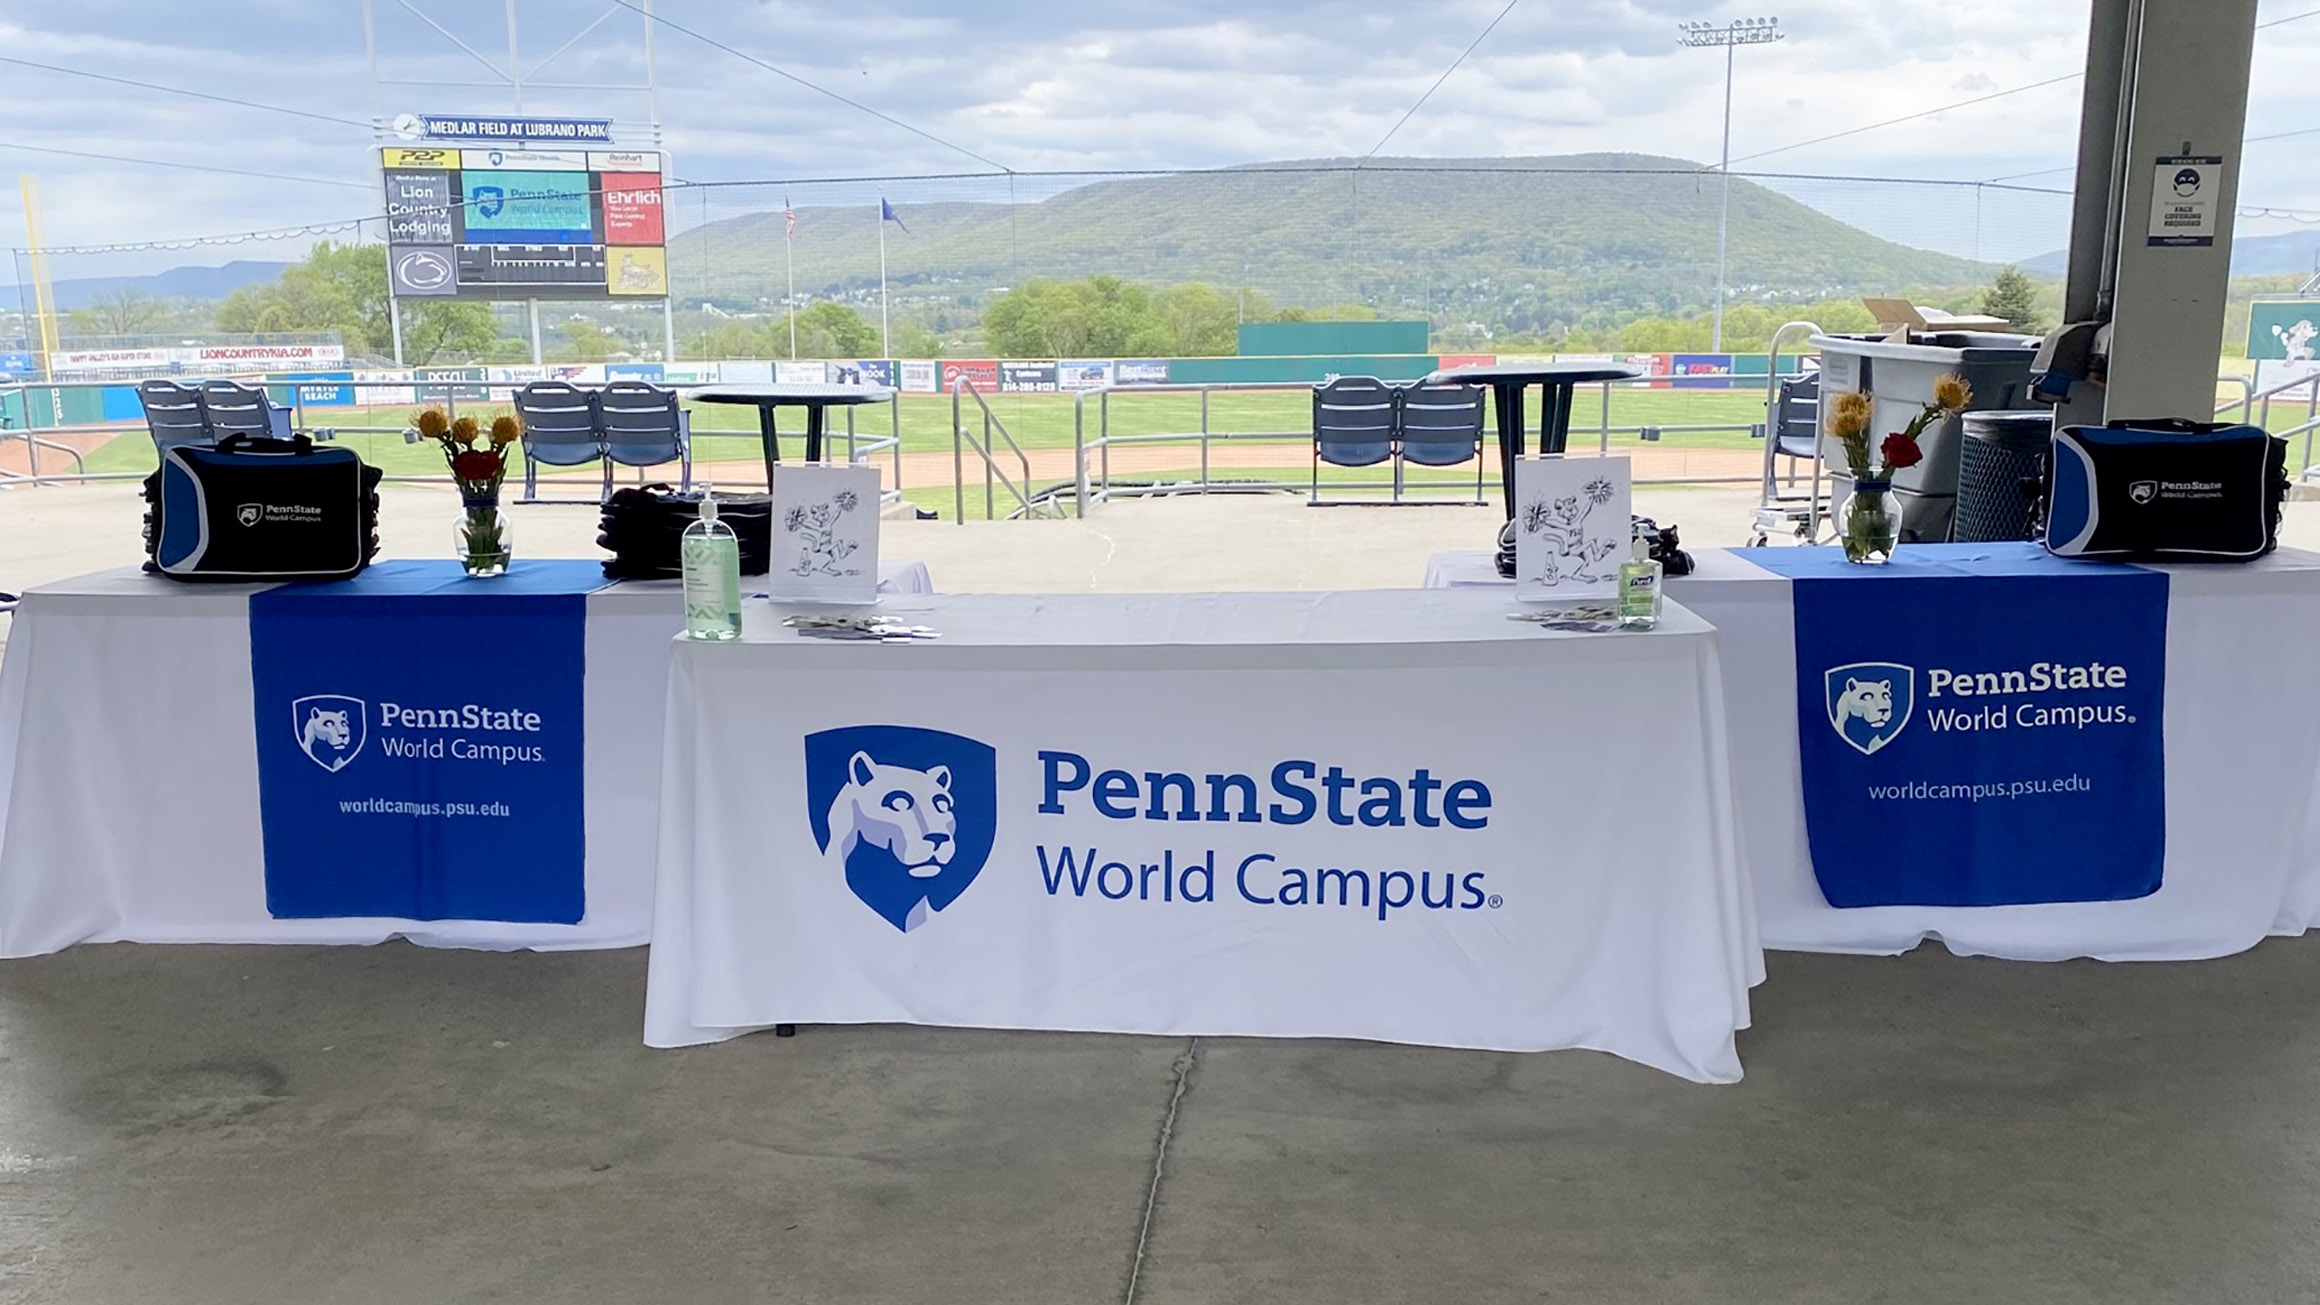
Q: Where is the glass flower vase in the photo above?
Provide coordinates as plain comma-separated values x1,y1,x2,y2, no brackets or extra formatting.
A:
1840,480,1895,565
456,500,512,578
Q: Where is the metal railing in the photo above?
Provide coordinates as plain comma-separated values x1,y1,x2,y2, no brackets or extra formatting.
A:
0,377,906,501
1067,378,1768,517
951,376,1043,522
2236,369,2320,478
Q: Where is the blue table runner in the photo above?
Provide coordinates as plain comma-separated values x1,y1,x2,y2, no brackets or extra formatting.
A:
1743,544,2168,908
249,560,607,923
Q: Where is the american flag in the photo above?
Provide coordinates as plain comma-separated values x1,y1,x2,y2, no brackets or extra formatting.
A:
784,198,796,240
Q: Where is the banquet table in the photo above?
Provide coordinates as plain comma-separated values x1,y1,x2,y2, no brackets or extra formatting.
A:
0,558,932,956
686,383,897,486
643,587,1762,1084
1422,542,2320,960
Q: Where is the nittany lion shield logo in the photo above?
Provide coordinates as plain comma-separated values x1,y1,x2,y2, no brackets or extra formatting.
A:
1825,663,1915,756
292,695,368,772
805,726,997,933
236,503,263,527
2128,480,2159,505
473,186,506,218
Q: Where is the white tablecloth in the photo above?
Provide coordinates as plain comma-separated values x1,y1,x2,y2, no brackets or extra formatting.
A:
1423,545,2320,960
645,589,1762,1083
0,560,932,955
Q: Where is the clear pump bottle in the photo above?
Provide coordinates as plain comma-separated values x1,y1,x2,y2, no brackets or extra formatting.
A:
1618,534,1663,631
681,492,742,641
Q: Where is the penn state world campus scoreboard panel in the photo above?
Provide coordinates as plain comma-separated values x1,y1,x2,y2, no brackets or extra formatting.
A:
381,144,668,301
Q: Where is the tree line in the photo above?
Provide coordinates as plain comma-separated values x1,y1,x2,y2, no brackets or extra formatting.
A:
42,243,2295,368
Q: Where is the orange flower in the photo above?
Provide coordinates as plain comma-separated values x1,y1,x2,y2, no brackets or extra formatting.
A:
1826,390,1873,439
489,415,522,448
413,408,450,440
449,416,482,446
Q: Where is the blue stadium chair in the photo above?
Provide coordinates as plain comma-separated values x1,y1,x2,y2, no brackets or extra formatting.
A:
597,381,692,497
1310,376,1397,505
513,381,607,502
1393,381,1486,504
196,380,291,441
136,380,212,453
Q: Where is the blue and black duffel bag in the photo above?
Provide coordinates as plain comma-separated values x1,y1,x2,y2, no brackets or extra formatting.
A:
2045,418,2288,562
142,433,382,581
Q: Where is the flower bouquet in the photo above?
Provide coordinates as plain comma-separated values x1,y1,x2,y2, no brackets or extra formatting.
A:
1822,373,1971,563
414,409,522,577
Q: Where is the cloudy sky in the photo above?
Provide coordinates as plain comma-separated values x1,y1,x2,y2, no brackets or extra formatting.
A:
1,0,2316,284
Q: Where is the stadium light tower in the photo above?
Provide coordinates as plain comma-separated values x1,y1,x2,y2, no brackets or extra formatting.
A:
1677,15,1784,352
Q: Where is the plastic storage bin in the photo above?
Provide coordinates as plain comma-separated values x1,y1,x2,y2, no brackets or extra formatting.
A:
1810,331,2043,542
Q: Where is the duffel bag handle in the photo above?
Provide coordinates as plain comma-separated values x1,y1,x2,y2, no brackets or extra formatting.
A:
215,431,315,455
2102,416,2223,435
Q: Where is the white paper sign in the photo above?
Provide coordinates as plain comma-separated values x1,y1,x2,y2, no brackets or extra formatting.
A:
765,464,882,604
1513,456,1631,602
2148,155,2223,247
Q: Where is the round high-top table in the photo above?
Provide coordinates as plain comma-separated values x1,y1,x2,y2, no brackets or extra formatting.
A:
1427,363,1642,517
687,383,897,486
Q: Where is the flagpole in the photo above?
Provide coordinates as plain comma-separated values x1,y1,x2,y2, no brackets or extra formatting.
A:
877,199,891,358
785,210,797,361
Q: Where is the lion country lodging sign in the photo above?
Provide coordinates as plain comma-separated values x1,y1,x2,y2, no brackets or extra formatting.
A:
1749,546,2168,909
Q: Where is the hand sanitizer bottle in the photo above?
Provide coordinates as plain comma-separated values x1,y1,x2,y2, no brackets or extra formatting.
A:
681,492,742,641
1618,533,1663,631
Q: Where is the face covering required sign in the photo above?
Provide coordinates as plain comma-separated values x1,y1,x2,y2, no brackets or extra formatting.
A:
1749,546,2168,909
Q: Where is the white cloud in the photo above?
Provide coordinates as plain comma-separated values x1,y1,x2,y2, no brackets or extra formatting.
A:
1,0,2316,285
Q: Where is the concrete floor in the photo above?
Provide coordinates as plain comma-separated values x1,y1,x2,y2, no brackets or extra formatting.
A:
5,942,2320,1302
7,481,2320,1301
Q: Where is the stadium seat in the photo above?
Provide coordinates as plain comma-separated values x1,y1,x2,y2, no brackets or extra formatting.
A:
197,380,292,441
513,381,607,502
135,380,212,452
1393,381,1487,504
597,381,692,497
1310,376,1397,504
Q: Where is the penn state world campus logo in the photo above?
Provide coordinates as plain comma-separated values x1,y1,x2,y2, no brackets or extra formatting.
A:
1825,663,1915,756
2129,480,2159,505
292,694,368,772
236,503,263,527
805,726,997,933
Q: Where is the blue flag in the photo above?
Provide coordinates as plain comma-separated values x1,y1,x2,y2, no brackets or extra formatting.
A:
1747,544,2168,909
880,198,909,233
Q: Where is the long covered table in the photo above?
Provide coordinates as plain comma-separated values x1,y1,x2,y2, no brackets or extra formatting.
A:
1424,542,2320,960
643,588,1762,1083
0,559,931,955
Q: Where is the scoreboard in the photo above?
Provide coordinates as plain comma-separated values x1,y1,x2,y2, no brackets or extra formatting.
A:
381,146,667,300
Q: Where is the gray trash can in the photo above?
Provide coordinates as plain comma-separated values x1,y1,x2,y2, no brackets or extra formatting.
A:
1953,411,2053,543
1810,331,2044,542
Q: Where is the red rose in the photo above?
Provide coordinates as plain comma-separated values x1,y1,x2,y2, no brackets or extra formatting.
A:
1880,432,1923,470
452,450,503,481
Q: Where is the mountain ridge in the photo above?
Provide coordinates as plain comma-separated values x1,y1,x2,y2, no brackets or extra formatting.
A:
666,153,1997,335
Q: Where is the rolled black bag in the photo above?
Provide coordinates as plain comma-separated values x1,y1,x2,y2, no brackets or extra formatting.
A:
2044,418,2288,562
142,433,382,581
599,484,776,578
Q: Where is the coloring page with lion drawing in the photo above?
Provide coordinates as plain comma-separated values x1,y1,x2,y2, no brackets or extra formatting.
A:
1513,456,1631,603
766,464,883,604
